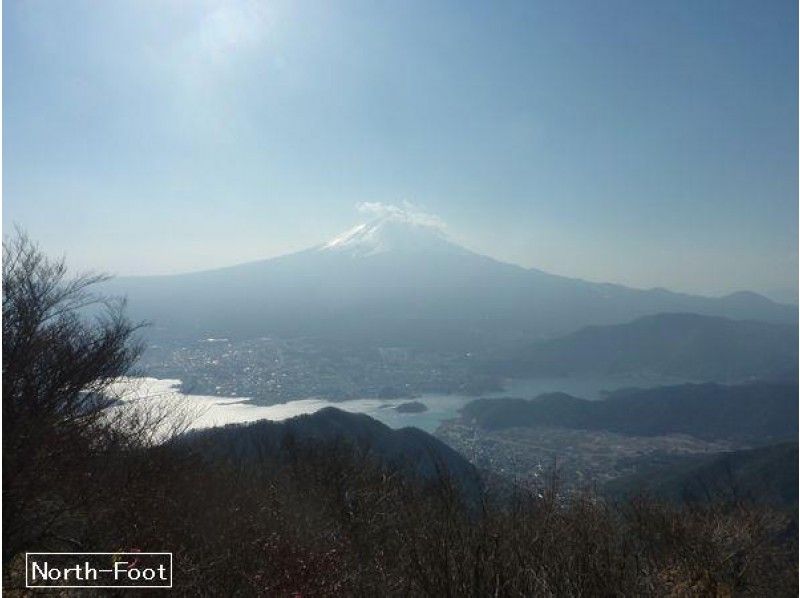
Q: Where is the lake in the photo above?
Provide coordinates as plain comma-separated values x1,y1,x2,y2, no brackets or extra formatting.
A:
108,374,682,434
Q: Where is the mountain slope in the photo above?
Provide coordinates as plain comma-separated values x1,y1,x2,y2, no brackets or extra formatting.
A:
605,442,799,507
184,407,481,495
104,215,796,346
491,313,798,382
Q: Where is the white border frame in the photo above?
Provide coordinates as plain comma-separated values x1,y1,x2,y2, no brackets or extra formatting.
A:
25,552,173,589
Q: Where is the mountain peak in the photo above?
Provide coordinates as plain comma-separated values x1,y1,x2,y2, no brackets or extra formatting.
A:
321,215,465,257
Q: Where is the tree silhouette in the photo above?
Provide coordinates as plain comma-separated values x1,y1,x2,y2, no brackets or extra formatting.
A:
2,228,144,557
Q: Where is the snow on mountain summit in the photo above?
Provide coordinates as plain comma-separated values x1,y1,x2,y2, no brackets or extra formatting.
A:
321,215,465,257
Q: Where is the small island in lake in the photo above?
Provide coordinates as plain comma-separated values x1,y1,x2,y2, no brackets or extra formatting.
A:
395,401,428,414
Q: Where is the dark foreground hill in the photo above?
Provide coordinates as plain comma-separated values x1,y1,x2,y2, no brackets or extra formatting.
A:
461,382,798,442
606,442,799,507
184,407,482,497
490,313,798,382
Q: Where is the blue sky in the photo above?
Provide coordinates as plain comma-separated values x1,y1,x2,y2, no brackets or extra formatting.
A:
3,0,797,298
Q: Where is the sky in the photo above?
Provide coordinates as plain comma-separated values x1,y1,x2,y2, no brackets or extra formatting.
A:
3,0,798,299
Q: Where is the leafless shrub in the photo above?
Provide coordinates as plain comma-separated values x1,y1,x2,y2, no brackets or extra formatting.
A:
102,378,200,447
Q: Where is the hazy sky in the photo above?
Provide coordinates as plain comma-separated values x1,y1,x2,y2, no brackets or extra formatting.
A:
4,0,797,298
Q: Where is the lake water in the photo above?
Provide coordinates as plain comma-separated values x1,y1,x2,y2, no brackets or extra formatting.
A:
108,374,680,434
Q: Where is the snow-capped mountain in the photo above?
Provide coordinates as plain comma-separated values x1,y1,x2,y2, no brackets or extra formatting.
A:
105,216,796,347
320,215,467,257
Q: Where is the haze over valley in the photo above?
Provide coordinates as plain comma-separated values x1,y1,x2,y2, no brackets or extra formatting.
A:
100,211,797,506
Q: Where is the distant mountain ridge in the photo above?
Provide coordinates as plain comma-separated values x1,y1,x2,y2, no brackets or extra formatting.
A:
104,215,796,346
491,313,797,382
461,382,798,443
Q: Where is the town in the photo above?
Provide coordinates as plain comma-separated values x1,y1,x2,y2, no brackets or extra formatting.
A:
139,336,502,404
